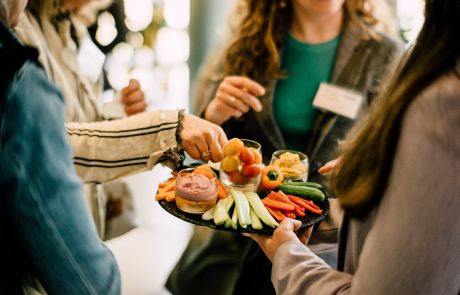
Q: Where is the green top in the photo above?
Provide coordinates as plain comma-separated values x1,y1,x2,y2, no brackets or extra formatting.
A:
273,33,341,151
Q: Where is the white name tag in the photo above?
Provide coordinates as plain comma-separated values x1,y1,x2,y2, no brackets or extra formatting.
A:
313,83,364,119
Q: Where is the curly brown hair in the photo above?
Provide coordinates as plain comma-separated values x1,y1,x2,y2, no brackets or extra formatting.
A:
223,0,394,86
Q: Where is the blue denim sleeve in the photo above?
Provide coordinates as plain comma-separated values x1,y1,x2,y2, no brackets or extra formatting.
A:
0,62,120,294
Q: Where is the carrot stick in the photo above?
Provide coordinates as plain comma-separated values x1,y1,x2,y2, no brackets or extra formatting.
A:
158,180,176,194
294,208,306,217
281,210,296,219
165,191,176,202
287,195,322,214
155,193,166,201
217,180,228,199
262,198,295,212
266,207,287,223
159,179,175,188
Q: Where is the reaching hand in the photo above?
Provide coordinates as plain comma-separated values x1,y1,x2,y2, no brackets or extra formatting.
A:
244,218,313,262
121,79,147,116
180,113,228,163
204,76,265,125
318,157,342,176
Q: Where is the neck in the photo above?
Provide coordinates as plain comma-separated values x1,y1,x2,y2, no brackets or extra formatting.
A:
290,7,344,44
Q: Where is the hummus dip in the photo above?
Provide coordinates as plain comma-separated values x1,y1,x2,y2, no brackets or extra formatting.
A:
175,173,217,202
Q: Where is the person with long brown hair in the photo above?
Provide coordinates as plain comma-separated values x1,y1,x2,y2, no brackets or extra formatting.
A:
247,0,460,293
167,0,402,294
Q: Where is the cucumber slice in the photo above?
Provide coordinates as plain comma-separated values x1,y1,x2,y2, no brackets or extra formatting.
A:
202,206,214,221
213,199,229,225
231,189,251,226
250,208,263,230
245,192,279,228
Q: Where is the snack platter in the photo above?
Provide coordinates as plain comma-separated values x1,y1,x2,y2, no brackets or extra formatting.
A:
155,138,330,235
158,187,329,235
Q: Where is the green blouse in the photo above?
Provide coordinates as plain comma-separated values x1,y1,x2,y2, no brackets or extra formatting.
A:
273,33,341,151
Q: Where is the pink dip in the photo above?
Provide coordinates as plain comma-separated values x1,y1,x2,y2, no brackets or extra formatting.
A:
175,173,217,201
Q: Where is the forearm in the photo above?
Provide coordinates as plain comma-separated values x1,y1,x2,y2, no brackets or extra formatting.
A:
67,110,183,183
272,241,352,295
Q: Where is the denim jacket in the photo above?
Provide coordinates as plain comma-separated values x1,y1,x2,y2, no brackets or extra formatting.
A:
0,22,120,294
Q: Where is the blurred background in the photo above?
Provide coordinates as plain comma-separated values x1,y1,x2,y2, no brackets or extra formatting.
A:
85,0,425,294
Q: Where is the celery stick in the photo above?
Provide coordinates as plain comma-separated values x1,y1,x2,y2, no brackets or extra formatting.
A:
231,189,251,226
250,208,263,230
245,192,279,228
224,218,232,228
230,207,238,230
213,199,229,225
202,206,214,221
225,195,234,213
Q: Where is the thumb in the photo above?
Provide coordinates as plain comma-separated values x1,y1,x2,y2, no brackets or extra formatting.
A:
279,218,302,232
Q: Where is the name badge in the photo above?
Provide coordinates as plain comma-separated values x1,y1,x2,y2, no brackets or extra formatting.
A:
313,83,364,119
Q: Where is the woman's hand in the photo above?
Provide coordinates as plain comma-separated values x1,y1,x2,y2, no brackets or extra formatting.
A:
204,76,265,125
245,218,313,262
180,113,228,163
318,157,341,176
121,79,147,116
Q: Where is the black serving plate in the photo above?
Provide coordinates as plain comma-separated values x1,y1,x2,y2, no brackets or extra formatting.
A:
157,183,330,235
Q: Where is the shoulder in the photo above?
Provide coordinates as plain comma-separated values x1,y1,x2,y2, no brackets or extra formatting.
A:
365,31,404,61
413,66,460,124
4,61,65,137
404,66,460,152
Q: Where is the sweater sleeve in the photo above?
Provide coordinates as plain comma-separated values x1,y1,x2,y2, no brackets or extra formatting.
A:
66,110,183,183
272,72,460,294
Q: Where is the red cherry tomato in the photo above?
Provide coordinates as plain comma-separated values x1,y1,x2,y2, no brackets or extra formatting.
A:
241,164,261,178
238,146,255,165
229,171,249,185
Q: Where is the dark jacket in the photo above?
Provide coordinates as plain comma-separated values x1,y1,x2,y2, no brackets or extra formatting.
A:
0,21,120,295
167,20,403,295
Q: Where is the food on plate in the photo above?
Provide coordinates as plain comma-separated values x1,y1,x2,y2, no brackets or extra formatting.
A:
223,138,244,156
155,175,177,201
221,156,240,172
221,138,263,188
272,151,308,180
261,165,284,190
250,147,262,164
277,182,326,203
175,169,218,214
238,146,255,165
262,190,322,222
241,164,261,178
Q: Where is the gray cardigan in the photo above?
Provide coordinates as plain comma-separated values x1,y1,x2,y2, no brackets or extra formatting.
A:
271,67,460,295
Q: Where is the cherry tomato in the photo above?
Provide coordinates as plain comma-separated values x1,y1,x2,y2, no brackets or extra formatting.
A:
229,171,249,185
238,146,255,165
241,164,261,178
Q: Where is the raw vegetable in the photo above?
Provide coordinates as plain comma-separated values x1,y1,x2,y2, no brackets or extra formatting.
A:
278,185,326,203
217,181,229,199
241,164,261,177
230,208,238,230
278,181,323,190
262,198,295,212
250,208,263,230
261,165,284,190
231,189,251,226
213,199,230,225
266,207,287,223
245,192,279,228
287,195,323,215
238,146,255,165
224,219,232,228
225,195,235,212
202,206,215,221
